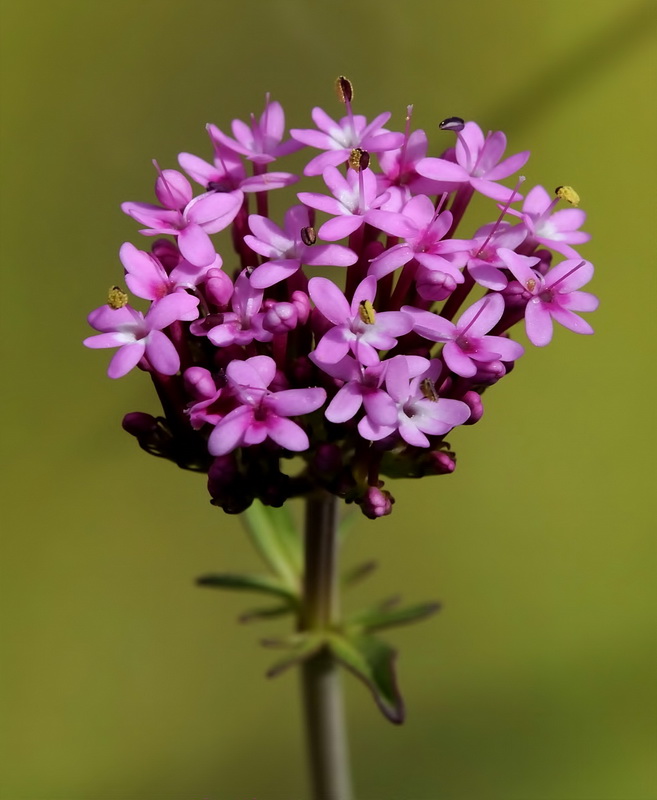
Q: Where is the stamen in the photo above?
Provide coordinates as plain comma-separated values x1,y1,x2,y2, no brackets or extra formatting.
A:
439,116,465,132
108,285,128,309
300,226,317,246
152,159,178,208
348,148,369,171
459,296,490,336
358,299,376,324
549,260,585,290
420,378,439,401
476,175,526,256
335,76,354,104
555,185,580,207
398,105,414,177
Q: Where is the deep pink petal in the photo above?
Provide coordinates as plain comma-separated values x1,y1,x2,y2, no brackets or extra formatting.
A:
146,292,200,329
314,326,351,364
544,259,594,292
249,260,300,289
457,294,504,337
318,215,364,242
485,150,530,181
368,245,413,279
550,307,595,336
186,191,241,233
362,390,398,427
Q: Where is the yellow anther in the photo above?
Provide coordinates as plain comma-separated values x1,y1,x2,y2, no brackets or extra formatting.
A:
420,379,439,402
555,185,580,207
108,285,128,309
358,299,376,325
348,147,370,171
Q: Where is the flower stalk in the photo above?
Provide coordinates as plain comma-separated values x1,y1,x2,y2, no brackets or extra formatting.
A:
300,492,352,800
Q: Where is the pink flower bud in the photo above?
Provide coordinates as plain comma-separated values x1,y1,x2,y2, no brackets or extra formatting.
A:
205,268,233,307
263,301,298,334
184,367,217,400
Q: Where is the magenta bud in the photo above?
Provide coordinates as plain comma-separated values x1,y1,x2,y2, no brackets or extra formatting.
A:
360,486,394,519
416,269,457,302
263,302,298,334
122,412,157,436
154,168,192,209
461,390,484,424
291,291,311,325
184,367,216,400
205,268,233,307
426,450,456,475
151,238,180,271
473,360,506,385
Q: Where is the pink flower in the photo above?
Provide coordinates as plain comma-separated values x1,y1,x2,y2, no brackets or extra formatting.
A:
180,136,298,195
417,121,529,202
402,294,524,377
208,356,326,455
291,108,404,176
205,270,273,347
119,242,220,301
504,184,590,257
360,356,471,446
121,168,241,267
298,166,389,241
309,276,413,367
499,248,599,346
84,292,200,378
367,196,466,283
209,94,302,165
245,205,357,289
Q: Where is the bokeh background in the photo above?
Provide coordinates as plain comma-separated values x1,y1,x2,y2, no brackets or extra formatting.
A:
2,1,656,798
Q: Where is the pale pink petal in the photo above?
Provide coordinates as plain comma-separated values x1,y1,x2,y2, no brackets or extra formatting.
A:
326,383,364,423
314,327,351,364
249,259,300,289
178,223,216,267
318,215,364,242
416,157,469,184
550,307,595,336
266,417,309,451
443,341,477,377
525,301,554,346
108,342,145,378
208,406,252,455
268,388,326,417
309,277,350,324
145,330,180,375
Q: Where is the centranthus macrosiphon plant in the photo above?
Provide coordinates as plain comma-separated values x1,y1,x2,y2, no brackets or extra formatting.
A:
84,79,598,797
85,78,597,519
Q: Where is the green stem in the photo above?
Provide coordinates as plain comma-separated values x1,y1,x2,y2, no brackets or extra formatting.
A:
299,492,353,800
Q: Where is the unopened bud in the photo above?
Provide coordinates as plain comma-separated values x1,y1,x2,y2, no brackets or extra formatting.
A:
416,269,457,302
263,301,298,334
426,449,456,475
335,76,353,104
461,390,484,424
151,239,180,271
439,116,465,132
108,286,128,309
359,486,394,519
184,367,217,400
205,268,233,307
291,290,311,324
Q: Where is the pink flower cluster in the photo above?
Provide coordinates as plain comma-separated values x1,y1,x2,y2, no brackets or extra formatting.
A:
85,80,598,518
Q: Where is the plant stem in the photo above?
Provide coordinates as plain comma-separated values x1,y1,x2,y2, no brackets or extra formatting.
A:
299,492,353,800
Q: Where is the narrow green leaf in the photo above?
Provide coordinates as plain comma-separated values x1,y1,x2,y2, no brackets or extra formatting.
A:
196,572,298,603
347,601,441,633
328,632,404,724
265,633,326,678
238,604,294,624
342,560,378,587
242,501,301,589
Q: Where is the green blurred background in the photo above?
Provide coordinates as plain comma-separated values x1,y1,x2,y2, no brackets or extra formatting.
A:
2,1,656,798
